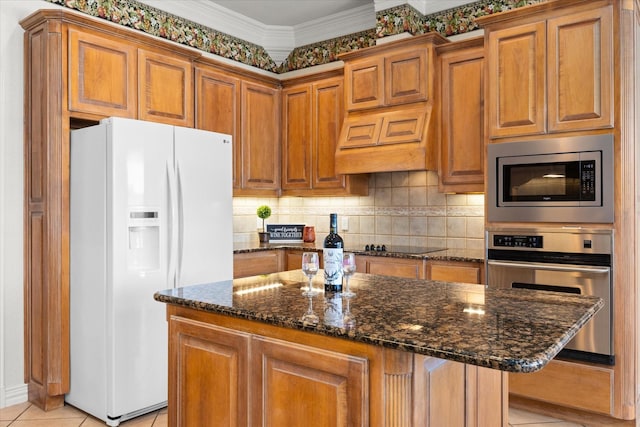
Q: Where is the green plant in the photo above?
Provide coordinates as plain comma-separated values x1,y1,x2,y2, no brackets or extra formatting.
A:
256,205,272,232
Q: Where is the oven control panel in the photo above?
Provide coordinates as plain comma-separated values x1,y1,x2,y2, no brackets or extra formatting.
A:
492,235,543,248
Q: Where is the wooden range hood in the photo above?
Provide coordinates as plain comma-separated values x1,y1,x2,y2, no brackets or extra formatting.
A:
335,33,448,174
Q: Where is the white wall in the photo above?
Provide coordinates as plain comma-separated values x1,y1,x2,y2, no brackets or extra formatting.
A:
0,0,62,408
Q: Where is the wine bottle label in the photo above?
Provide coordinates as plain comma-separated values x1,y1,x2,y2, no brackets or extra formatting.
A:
323,248,343,292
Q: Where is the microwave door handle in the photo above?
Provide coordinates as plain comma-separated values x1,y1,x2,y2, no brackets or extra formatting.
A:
487,260,610,274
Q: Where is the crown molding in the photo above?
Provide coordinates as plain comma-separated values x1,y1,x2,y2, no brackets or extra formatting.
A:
293,4,375,47
411,0,474,15
260,26,295,64
138,0,375,64
374,0,475,15
138,0,270,43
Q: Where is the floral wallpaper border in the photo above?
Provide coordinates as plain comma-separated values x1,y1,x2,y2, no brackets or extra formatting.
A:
45,0,546,73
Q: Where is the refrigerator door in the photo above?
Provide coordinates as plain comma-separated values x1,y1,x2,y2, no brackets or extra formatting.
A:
174,126,233,286
108,118,173,417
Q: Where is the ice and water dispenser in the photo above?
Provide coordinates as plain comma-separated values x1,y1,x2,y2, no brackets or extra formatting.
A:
127,209,160,271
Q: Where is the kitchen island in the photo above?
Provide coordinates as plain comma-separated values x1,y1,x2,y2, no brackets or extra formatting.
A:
154,270,602,427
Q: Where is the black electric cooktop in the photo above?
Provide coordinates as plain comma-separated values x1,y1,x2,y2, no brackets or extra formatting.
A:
357,244,446,255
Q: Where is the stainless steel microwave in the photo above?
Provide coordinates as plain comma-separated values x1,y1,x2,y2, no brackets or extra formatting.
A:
487,135,614,223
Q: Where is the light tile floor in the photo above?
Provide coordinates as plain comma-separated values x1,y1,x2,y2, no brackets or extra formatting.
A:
0,401,584,427
0,401,166,427
509,407,585,427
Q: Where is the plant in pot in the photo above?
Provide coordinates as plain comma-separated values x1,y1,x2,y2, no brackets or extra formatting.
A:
256,205,272,243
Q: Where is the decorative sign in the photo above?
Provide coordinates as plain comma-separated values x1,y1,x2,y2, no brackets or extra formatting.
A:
267,224,304,242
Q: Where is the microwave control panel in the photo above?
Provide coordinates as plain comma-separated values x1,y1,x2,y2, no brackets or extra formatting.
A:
492,235,543,248
580,160,596,200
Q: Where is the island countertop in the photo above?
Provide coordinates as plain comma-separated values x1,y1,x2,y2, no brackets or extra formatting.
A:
154,270,602,373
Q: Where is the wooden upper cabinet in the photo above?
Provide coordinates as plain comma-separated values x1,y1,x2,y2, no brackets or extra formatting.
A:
484,4,613,139
385,48,428,106
345,56,384,111
240,81,280,192
336,34,447,175
547,6,613,133
138,48,194,127
194,65,241,188
68,27,137,118
487,21,546,138
312,77,348,190
437,38,484,193
281,85,312,190
345,48,428,111
281,75,368,196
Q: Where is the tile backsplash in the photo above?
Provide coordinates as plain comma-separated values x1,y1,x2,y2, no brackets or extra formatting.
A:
233,171,485,250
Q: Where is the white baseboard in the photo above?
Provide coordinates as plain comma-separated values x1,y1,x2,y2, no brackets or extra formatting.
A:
1,383,28,408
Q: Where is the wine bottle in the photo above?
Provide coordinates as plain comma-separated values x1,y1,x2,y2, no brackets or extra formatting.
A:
323,213,344,292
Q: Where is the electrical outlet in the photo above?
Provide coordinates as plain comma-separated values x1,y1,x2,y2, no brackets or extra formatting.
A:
341,216,349,231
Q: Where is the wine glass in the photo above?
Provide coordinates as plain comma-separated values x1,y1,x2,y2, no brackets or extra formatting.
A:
301,252,320,296
342,252,356,298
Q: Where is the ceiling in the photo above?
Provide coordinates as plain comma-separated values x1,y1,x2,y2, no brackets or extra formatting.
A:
138,0,473,65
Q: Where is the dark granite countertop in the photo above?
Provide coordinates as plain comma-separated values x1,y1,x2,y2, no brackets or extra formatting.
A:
233,242,484,263
154,270,602,373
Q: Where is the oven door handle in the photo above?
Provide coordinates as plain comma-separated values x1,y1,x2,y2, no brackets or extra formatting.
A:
487,260,610,274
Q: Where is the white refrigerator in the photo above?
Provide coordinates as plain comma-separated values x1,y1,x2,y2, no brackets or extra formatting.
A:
66,117,233,426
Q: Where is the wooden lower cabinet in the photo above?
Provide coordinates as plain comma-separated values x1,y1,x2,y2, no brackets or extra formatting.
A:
233,250,283,278
166,305,508,427
356,255,425,279
169,316,250,426
426,260,484,285
251,336,368,426
285,250,323,271
509,359,614,416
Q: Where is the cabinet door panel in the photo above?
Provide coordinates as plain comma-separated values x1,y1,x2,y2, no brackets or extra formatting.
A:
195,68,241,188
169,317,249,427
138,49,193,127
345,57,384,111
313,78,345,189
427,260,483,285
510,359,613,415
487,22,546,138
241,82,280,190
281,86,312,190
251,336,368,427
439,44,484,192
286,251,323,271
360,256,424,279
547,6,613,132
339,116,383,148
378,109,427,145
385,48,428,106
234,250,282,278
68,28,136,118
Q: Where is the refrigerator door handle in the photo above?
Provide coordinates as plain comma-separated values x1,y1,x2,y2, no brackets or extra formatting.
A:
166,161,178,286
176,162,185,285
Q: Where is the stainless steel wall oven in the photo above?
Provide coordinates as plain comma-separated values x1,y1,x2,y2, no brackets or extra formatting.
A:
486,227,613,365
